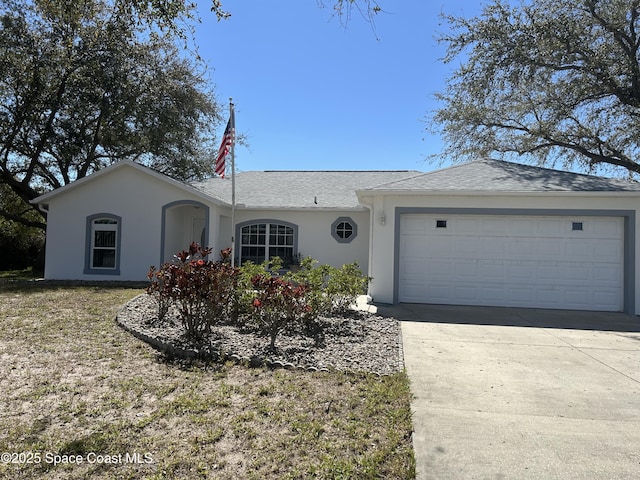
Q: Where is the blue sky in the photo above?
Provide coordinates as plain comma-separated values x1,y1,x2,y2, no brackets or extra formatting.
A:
193,1,486,173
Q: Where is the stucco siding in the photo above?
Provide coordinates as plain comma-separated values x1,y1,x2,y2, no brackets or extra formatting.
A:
233,210,370,271
43,165,218,281
42,165,370,280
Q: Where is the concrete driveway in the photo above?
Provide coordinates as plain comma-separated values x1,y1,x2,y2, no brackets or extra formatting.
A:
378,304,640,480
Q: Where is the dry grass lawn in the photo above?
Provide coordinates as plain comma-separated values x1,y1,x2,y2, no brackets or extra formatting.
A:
0,284,415,479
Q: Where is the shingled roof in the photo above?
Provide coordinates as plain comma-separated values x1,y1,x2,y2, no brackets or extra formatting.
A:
191,170,421,209
360,158,640,193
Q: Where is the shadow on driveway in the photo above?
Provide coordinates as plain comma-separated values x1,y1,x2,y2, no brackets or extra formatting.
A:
376,303,640,332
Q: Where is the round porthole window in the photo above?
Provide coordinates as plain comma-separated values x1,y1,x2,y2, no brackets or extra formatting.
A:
331,217,357,243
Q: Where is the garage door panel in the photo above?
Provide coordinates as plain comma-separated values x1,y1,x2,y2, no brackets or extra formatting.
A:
538,219,563,235
564,264,590,281
565,240,590,259
401,215,429,233
593,265,622,284
593,290,620,310
593,240,623,261
510,219,536,236
454,285,479,301
537,263,562,281
480,237,506,256
401,236,426,257
451,237,478,257
535,238,565,258
508,287,535,304
478,260,505,279
426,259,450,276
481,218,507,234
536,288,564,307
478,285,506,302
401,259,427,276
457,218,482,234
565,289,590,307
508,238,537,258
508,261,536,279
398,214,623,311
429,284,455,303
429,236,451,256
453,259,478,277
590,218,623,236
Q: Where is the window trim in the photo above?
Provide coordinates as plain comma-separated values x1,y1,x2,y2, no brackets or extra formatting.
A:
331,217,358,243
84,213,122,275
235,219,298,266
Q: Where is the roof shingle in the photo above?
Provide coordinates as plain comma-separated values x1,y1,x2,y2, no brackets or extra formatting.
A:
191,170,421,209
362,159,640,193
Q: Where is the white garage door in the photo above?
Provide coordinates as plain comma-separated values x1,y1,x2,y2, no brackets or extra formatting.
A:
399,214,624,311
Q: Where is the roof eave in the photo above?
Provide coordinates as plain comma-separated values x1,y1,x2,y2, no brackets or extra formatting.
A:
31,160,229,207
357,189,640,197
234,205,368,212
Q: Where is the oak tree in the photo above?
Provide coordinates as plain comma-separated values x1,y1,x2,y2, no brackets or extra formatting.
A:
0,0,382,230
0,0,220,228
432,0,640,177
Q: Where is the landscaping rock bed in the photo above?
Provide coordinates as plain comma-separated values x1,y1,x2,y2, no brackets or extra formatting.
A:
116,294,404,375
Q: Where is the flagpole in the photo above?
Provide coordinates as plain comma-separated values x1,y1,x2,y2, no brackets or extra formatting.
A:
230,98,236,268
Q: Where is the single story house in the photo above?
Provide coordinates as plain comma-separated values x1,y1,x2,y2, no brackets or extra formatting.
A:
33,158,640,315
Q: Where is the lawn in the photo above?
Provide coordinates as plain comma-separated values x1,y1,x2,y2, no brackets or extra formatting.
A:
0,284,415,479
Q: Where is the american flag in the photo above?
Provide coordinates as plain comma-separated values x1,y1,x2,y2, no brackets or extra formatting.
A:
215,109,235,178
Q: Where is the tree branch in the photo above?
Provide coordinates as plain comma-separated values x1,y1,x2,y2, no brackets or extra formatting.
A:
0,208,46,230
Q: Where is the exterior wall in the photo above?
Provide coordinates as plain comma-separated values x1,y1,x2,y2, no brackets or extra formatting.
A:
42,164,370,281
233,209,370,271
43,165,223,281
216,215,232,257
364,193,640,315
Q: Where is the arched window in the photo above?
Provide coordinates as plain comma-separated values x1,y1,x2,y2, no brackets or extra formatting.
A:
237,220,298,266
85,214,121,275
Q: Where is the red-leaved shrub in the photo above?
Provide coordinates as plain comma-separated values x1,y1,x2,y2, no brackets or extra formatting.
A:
249,274,311,350
147,243,238,339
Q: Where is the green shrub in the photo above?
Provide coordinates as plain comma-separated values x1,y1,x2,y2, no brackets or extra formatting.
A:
284,257,332,316
285,257,371,315
326,262,371,313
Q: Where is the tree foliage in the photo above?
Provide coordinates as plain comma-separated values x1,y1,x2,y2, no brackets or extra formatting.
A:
432,0,640,177
0,0,381,232
0,0,221,228
0,183,44,269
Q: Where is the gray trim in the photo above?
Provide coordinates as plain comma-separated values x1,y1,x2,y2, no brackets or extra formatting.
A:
160,200,210,265
235,219,299,266
84,213,122,275
331,216,358,243
393,207,635,314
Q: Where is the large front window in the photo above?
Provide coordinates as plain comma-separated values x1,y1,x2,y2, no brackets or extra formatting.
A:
239,222,296,265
